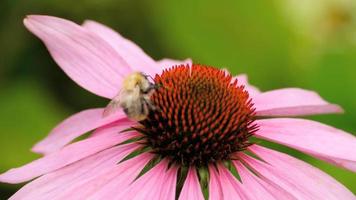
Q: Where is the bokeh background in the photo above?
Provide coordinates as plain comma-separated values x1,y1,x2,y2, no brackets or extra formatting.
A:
0,0,355,198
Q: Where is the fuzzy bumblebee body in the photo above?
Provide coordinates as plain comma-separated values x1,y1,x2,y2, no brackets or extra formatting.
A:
103,72,156,121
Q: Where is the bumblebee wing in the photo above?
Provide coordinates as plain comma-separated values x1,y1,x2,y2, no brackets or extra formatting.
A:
102,91,123,117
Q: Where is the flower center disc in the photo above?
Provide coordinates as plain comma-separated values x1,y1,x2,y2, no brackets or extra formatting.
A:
139,64,258,166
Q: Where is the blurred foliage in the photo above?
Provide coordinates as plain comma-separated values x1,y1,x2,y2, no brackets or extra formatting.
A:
0,0,355,198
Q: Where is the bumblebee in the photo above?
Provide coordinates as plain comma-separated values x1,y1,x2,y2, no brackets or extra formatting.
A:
103,72,157,121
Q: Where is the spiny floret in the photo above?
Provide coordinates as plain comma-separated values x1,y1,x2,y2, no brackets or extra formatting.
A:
138,64,258,166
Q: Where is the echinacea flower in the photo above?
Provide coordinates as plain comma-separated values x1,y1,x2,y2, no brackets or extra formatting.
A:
1,15,356,200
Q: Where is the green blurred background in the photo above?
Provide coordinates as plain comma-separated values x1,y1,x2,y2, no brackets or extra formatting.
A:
0,0,355,198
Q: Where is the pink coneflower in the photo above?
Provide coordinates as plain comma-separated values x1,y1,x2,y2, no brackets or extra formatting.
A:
1,15,355,200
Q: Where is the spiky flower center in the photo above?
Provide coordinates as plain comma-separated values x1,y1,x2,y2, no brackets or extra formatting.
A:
138,64,257,166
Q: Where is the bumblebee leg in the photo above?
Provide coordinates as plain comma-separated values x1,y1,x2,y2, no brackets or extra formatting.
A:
140,98,146,114
146,83,160,93
141,83,156,94
123,107,129,115
143,96,159,111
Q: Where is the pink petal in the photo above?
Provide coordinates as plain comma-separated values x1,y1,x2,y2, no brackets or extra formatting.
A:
208,165,224,200
24,15,132,98
82,20,161,76
240,154,317,199
208,164,245,200
57,153,153,200
178,167,204,200
86,153,153,200
117,159,178,200
235,74,261,98
241,145,355,200
9,143,140,200
253,88,343,116
89,117,135,138
255,118,356,171
233,160,295,200
32,108,128,155
0,130,138,184
239,153,316,199
157,58,192,70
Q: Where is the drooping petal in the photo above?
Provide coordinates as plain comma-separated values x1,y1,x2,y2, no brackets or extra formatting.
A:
116,159,178,200
31,108,128,155
240,145,355,200
57,153,153,200
233,160,295,200
208,164,244,200
255,118,356,171
24,15,132,98
89,117,135,138
235,74,261,98
0,130,138,184
157,58,192,70
9,143,140,200
208,165,224,200
178,167,204,200
85,153,153,200
82,20,160,75
239,153,316,199
253,88,343,116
